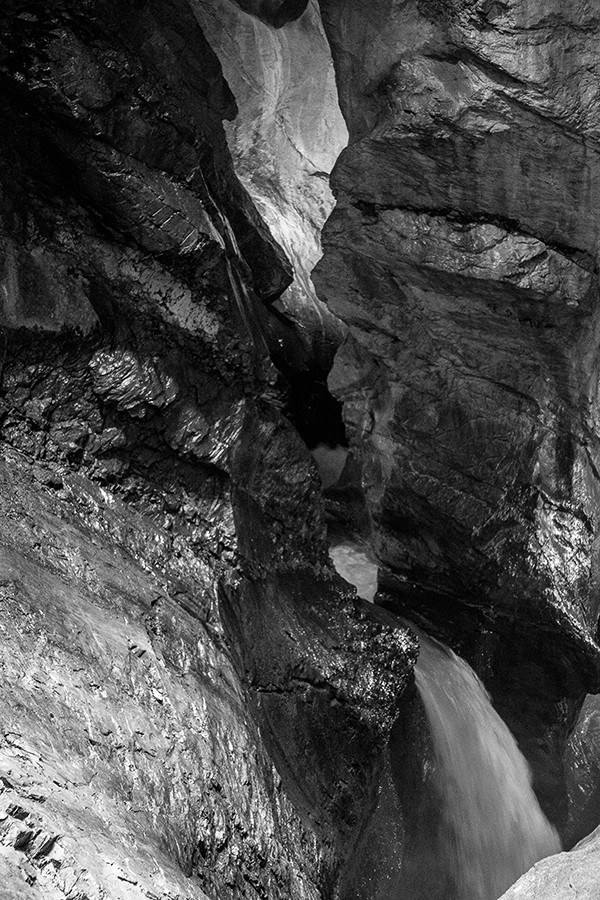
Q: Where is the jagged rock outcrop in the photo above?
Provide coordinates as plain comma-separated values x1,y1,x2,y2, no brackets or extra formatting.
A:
315,0,600,834
0,446,321,900
0,1,417,897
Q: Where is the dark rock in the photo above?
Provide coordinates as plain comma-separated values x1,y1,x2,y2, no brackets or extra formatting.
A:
0,2,417,897
221,571,417,843
4,0,600,895
6,806,28,822
195,0,348,438
232,0,309,28
316,0,600,837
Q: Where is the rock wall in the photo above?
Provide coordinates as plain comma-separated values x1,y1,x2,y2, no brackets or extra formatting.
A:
0,1,416,898
194,0,348,444
195,0,346,330
498,825,600,900
315,0,600,834
3,0,600,897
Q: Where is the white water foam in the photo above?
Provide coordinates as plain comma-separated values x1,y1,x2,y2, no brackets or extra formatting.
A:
414,628,561,900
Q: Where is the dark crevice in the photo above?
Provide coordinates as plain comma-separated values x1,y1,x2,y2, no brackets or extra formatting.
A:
265,305,347,450
233,0,310,28
282,375,347,450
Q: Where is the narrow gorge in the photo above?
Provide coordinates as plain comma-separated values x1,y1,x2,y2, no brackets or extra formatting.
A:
1,1,600,899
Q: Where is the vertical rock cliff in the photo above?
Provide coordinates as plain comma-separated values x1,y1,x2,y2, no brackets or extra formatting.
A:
315,0,600,835
3,1,600,898
0,2,416,898
193,0,349,444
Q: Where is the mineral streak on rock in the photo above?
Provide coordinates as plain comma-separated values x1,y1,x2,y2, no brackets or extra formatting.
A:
316,0,600,833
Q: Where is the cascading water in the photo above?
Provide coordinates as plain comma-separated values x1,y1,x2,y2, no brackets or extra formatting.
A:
329,541,561,897
413,627,561,900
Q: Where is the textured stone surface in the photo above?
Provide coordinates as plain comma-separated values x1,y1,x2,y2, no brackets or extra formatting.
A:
0,446,323,900
565,694,600,848
4,0,600,896
195,0,348,427
499,826,600,899
0,2,416,898
316,0,600,834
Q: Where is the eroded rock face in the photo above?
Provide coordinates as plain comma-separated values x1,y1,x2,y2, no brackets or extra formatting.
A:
315,0,600,832
4,0,600,895
197,0,345,291
0,1,416,897
195,0,348,442
0,447,321,900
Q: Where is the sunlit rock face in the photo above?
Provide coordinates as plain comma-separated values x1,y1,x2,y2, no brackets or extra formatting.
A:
194,0,348,386
0,1,417,897
315,0,600,831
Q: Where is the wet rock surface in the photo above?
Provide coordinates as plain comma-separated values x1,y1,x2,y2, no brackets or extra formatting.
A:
3,0,600,897
316,0,600,835
0,447,320,900
0,1,416,898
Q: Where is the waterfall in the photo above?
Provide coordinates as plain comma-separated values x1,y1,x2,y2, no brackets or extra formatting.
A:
413,627,561,900
327,546,561,897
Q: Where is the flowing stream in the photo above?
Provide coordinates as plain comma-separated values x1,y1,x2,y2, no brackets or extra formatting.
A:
413,626,561,900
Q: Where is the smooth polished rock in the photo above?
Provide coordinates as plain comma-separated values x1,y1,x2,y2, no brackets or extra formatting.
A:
565,694,600,848
195,0,348,379
499,826,600,899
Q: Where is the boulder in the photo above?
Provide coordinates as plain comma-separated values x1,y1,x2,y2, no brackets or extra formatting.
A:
499,826,600,899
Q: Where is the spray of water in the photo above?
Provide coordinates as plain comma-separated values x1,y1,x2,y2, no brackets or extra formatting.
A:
414,628,561,900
